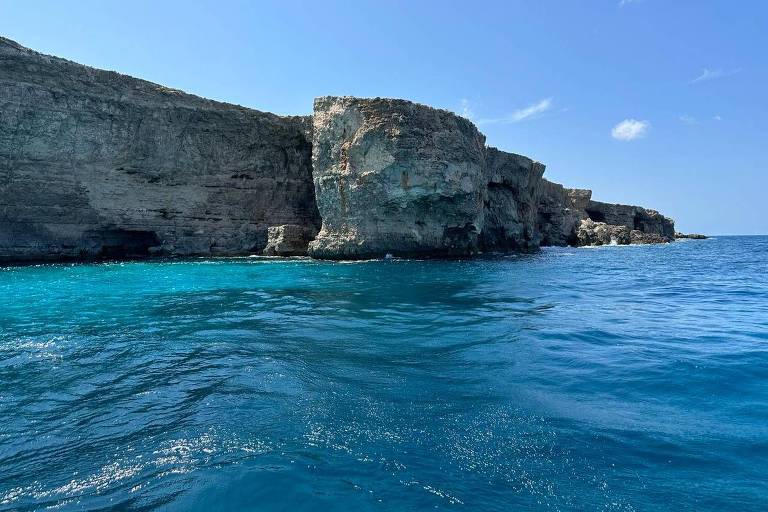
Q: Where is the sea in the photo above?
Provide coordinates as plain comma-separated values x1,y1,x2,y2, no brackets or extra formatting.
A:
1,236,766,511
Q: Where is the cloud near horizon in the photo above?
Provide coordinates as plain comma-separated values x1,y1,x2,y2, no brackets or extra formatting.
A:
611,119,649,141
474,97,554,125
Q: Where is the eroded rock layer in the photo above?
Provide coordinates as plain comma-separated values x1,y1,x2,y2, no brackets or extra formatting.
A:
482,148,545,251
263,224,314,256
0,37,319,262
308,96,487,259
1,38,677,261
585,200,675,240
536,180,592,246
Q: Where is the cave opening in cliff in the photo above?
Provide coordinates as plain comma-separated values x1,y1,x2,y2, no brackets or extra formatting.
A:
586,209,606,222
87,229,161,259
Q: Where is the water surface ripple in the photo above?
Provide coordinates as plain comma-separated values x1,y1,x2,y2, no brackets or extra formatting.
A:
1,236,766,511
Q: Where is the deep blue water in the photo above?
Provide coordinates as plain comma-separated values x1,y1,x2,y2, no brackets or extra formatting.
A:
1,236,767,511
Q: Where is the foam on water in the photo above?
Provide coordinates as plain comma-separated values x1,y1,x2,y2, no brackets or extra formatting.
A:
0,236,766,511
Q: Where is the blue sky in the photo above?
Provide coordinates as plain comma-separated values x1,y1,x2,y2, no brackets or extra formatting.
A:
2,0,766,234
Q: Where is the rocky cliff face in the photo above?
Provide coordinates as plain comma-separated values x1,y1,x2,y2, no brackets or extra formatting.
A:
0,37,319,262
308,98,557,258
584,200,675,240
534,185,675,247
576,218,671,246
309,97,487,259
482,148,545,251
0,38,676,262
536,180,592,246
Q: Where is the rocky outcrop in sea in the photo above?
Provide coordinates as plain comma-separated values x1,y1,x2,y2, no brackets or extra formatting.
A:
0,37,678,262
675,232,708,240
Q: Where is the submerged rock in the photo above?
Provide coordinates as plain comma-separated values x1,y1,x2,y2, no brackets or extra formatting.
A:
308,96,487,259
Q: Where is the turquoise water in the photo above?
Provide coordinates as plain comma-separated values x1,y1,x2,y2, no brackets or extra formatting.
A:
1,237,767,511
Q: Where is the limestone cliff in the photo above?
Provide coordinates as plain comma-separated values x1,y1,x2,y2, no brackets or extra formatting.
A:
584,200,675,240
0,38,676,262
535,184,675,247
482,148,544,251
308,96,487,259
536,180,592,246
0,37,319,262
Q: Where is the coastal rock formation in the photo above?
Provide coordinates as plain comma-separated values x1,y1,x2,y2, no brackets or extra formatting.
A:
482,148,545,251
576,219,671,246
630,231,670,244
536,180,592,246
577,219,631,246
675,232,708,240
0,37,677,262
0,37,319,262
584,200,675,240
308,96,487,259
263,224,315,256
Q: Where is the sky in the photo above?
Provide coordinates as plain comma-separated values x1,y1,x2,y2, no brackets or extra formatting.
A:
2,0,766,234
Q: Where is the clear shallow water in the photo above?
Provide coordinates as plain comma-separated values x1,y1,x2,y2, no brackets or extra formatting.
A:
1,237,767,511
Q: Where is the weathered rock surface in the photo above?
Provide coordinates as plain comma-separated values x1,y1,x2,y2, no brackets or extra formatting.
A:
575,219,672,246
585,200,675,240
0,38,678,262
482,148,544,251
538,188,675,247
630,230,670,244
262,224,314,256
576,219,631,246
308,96,487,259
0,37,319,262
537,180,592,246
675,232,708,239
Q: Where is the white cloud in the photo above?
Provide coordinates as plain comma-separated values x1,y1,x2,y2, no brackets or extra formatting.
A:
611,119,650,141
713,115,723,121
510,97,553,122
618,0,638,6
476,97,554,125
690,67,741,84
459,98,474,120
678,115,697,125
